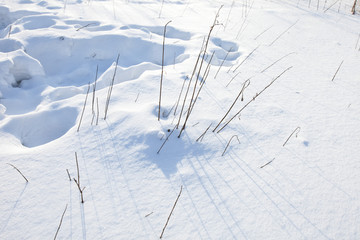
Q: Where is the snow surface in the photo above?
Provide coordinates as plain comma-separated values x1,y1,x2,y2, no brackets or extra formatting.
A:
0,0,360,239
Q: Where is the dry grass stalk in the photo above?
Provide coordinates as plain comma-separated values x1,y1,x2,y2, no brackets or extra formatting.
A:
260,158,275,168
7,163,28,182
76,23,95,31
178,6,222,137
331,60,344,81
77,83,90,132
213,79,251,132
187,51,215,116
269,20,298,46
157,126,176,154
215,47,233,79
224,0,235,29
254,26,272,40
217,66,293,133
324,0,340,12
160,185,183,239
66,169,71,181
226,71,242,88
222,135,240,156
96,97,99,125
145,212,154,218
174,76,188,116
352,0,358,14
91,65,98,118
261,52,296,73
176,41,205,129
159,21,172,121
196,123,212,142
283,127,301,147
54,204,68,240
74,152,85,203
355,33,360,49
230,45,259,73
104,54,120,120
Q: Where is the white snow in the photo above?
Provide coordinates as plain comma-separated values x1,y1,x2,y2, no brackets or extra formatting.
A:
0,0,359,239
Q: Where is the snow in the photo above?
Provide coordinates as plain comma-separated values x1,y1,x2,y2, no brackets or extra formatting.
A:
0,0,360,239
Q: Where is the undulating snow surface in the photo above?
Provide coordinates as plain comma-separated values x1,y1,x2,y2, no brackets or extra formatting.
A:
0,0,359,239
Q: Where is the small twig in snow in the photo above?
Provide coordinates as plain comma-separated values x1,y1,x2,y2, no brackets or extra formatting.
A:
160,186,183,239
283,127,301,147
7,163,29,183
331,60,344,82
260,158,275,168
222,135,240,156
54,204,68,240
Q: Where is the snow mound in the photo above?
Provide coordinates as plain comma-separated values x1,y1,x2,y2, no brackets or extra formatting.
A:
0,49,44,87
0,107,78,147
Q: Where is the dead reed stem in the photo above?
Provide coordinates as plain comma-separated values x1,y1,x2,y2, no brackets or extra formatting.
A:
77,83,90,132
104,54,120,120
331,60,344,81
222,135,240,156
217,66,293,133
7,163,28,182
160,185,183,239
213,79,250,132
54,204,68,240
283,127,301,147
159,21,172,121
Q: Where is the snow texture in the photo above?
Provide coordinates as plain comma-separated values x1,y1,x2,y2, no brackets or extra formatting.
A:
0,0,359,239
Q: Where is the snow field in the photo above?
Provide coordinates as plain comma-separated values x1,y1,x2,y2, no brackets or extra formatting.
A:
0,0,360,239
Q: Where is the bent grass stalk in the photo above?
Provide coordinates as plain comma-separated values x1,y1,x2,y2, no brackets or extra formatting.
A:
222,135,240,156
213,79,251,132
7,163,28,182
217,66,293,133
159,20,172,121
283,127,301,147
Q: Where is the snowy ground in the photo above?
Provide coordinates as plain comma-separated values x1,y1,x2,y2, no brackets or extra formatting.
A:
0,0,360,239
